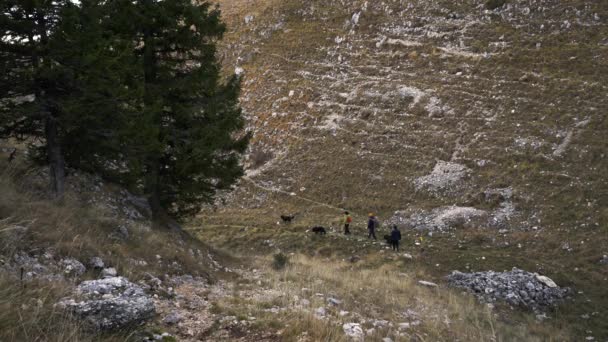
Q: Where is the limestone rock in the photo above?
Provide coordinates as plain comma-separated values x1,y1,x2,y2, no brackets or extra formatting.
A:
342,323,364,341
102,267,118,278
447,269,570,311
59,276,155,331
60,258,86,277
89,257,105,270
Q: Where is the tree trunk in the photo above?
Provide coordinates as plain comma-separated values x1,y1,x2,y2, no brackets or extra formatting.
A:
45,114,65,198
42,96,66,199
146,176,181,230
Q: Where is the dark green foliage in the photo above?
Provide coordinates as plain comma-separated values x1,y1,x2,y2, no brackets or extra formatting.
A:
272,253,289,270
485,0,507,10
1,0,248,219
126,0,249,220
0,0,73,195
0,0,138,195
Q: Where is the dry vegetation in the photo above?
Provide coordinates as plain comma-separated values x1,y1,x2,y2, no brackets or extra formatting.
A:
192,218,584,341
0,154,223,341
194,231,573,341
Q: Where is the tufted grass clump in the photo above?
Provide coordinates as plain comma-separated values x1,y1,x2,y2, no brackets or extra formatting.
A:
271,252,289,270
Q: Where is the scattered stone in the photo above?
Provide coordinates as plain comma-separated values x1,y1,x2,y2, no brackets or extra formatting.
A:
599,255,608,265
414,161,470,196
89,257,105,270
314,307,326,318
398,322,411,330
348,255,361,263
327,297,342,306
373,319,389,327
59,276,155,331
403,253,413,259
447,268,570,311
343,323,364,341
60,258,86,277
418,280,438,288
386,206,486,231
382,338,394,342
163,311,183,325
102,267,118,278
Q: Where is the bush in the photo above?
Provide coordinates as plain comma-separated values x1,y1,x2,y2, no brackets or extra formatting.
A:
485,0,506,10
272,253,289,270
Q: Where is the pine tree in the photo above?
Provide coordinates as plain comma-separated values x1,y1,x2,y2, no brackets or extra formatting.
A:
0,0,72,196
0,0,137,196
129,0,249,223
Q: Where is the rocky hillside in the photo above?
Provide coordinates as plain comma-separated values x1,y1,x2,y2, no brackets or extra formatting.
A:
201,0,608,338
215,0,607,227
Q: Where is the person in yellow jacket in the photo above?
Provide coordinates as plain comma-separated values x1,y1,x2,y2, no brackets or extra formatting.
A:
343,211,352,235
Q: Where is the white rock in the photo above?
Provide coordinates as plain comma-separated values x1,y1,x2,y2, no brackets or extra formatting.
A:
398,322,410,330
102,267,117,278
535,274,558,288
343,323,364,341
418,280,438,287
327,297,342,306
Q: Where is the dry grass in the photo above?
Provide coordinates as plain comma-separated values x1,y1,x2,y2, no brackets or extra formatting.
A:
0,154,224,341
205,249,571,341
0,157,216,281
0,275,84,342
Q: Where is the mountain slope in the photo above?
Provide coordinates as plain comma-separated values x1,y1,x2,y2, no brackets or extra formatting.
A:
200,0,608,338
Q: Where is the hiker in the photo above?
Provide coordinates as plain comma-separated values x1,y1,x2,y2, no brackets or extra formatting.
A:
343,211,352,235
367,213,377,240
390,225,401,251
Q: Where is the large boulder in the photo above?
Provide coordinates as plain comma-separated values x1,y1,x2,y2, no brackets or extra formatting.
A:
59,276,155,331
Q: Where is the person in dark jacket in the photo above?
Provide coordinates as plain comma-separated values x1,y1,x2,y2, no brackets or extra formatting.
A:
390,225,401,251
367,213,377,240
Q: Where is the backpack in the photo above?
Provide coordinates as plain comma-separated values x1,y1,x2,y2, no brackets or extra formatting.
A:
346,216,352,223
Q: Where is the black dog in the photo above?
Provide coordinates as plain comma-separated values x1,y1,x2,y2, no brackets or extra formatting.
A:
280,215,295,223
383,234,392,244
311,226,327,235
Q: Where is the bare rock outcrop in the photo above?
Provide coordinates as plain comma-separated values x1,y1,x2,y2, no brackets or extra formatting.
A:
59,276,155,331
447,268,570,311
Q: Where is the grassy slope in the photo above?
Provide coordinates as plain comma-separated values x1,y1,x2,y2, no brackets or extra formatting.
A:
205,0,608,339
191,221,575,341
0,155,233,341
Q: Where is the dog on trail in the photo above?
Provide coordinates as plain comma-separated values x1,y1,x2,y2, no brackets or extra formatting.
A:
383,234,392,244
280,214,296,223
311,226,327,235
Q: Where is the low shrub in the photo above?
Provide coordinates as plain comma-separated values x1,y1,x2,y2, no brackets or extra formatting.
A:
485,0,506,10
272,252,289,270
